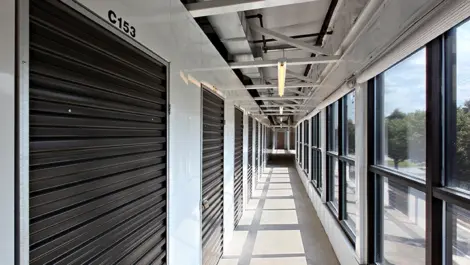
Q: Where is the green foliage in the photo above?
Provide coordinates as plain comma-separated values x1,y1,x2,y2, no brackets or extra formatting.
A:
386,109,426,169
347,119,355,154
456,103,470,182
386,110,409,168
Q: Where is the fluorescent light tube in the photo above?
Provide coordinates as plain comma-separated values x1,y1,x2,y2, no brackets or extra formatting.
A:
278,61,286,97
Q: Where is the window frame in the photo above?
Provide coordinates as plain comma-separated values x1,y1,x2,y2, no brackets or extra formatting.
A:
311,114,322,193
326,92,357,244
366,24,470,264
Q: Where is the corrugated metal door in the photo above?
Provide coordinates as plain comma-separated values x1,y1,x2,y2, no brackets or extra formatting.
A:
29,1,168,264
254,121,259,179
201,88,224,265
247,117,253,199
234,108,244,226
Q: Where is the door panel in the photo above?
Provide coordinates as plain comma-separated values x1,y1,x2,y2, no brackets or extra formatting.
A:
29,1,167,264
201,89,224,265
234,108,243,226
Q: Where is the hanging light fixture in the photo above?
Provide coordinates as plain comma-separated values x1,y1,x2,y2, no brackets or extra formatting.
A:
278,60,287,97
279,106,283,115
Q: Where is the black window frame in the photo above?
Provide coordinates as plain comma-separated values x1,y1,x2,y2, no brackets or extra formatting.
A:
311,114,322,193
326,93,357,244
367,22,470,264
303,119,310,173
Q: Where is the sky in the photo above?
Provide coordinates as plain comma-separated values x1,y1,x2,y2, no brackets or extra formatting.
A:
380,20,470,116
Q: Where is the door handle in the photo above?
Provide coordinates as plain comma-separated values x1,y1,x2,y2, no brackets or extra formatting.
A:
202,198,209,210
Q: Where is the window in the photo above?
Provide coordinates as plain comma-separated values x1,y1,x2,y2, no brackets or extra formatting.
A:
346,92,356,156
304,120,309,173
369,48,427,265
311,114,322,191
378,49,426,180
449,20,470,192
383,177,426,264
326,91,357,241
443,20,470,265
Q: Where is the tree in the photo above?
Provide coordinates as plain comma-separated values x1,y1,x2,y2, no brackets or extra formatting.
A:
405,110,426,163
386,109,408,169
456,102,470,189
347,119,355,154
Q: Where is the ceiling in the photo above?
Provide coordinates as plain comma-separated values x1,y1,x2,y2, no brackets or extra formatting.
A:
181,0,363,126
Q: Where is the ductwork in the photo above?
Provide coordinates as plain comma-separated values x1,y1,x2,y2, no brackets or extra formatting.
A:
207,12,263,81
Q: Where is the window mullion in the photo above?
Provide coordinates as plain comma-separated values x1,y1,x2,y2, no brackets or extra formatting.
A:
338,98,346,220
426,35,445,265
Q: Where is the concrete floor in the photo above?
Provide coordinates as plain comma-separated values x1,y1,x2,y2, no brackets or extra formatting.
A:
219,155,340,265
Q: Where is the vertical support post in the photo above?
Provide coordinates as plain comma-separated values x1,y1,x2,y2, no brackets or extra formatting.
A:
426,35,444,265
321,109,328,202
355,82,369,263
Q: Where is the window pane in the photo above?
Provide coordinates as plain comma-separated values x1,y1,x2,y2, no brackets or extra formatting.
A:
450,20,470,192
447,204,470,264
345,163,356,232
379,49,426,180
328,102,339,151
346,92,356,156
382,177,425,264
328,156,339,208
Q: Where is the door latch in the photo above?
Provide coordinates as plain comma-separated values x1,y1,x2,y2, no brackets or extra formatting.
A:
202,198,209,210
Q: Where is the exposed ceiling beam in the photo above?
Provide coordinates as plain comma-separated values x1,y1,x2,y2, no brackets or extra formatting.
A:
237,96,309,101
186,0,322,18
250,31,333,44
250,24,328,55
286,70,317,83
262,110,307,113
245,104,309,108
244,83,317,90
229,55,340,69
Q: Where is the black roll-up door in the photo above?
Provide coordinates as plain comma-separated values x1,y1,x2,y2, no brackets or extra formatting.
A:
248,117,253,199
234,108,244,226
254,121,259,179
202,88,224,265
29,1,168,264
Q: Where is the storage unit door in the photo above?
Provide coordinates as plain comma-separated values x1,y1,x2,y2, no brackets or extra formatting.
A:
234,108,244,226
202,89,224,265
277,131,285,150
254,121,259,179
29,1,168,264
247,117,253,199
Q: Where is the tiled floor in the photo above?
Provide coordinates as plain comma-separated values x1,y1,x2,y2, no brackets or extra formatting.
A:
219,156,340,265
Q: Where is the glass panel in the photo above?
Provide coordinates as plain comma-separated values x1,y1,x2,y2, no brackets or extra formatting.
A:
450,20,470,192
382,177,425,264
346,92,356,156
379,49,426,180
447,204,470,264
329,156,339,208
345,163,356,232
328,102,339,152
318,152,322,189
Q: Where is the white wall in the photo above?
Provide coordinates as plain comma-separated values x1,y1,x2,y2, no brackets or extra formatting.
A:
0,0,15,263
224,101,235,249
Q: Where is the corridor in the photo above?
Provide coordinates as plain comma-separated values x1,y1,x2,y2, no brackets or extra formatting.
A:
219,155,339,265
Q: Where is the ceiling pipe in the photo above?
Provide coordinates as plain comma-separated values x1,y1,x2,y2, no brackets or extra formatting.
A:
250,24,328,55
246,14,267,53
299,0,387,111
229,55,340,69
251,31,333,44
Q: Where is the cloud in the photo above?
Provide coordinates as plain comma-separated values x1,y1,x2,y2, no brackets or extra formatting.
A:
379,19,470,115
